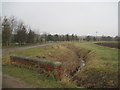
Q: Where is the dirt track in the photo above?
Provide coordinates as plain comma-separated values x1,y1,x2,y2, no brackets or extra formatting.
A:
2,43,58,88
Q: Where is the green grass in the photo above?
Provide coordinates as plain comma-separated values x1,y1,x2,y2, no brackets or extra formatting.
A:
2,41,119,88
3,65,73,88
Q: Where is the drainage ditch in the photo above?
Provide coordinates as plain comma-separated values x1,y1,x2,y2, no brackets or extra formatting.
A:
70,59,86,76
68,48,91,86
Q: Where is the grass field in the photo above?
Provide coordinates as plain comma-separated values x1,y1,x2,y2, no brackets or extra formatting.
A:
2,41,119,88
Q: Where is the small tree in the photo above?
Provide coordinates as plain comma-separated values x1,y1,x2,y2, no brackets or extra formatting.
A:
74,34,79,41
114,36,120,41
66,34,70,41
93,36,96,41
46,34,54,41
54,34,59,41
71,34,75,41
85,36,91,41
27,29,35,43
16,23,27,45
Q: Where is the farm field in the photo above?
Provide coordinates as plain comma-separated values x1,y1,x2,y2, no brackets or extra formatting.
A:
2,41,119,88
95,42,120,49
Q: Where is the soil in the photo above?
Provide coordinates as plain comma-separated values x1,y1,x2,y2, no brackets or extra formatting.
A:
95,42,120,49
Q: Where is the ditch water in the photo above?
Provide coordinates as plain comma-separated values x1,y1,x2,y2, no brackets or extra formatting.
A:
70,59,86,76
77,59,85,72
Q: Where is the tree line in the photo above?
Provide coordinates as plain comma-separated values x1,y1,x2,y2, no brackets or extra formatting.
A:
2,16,80,46
1,16,120,46
82,35,120,41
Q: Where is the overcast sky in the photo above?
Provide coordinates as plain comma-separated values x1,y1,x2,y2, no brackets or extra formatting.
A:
2,1,118,36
